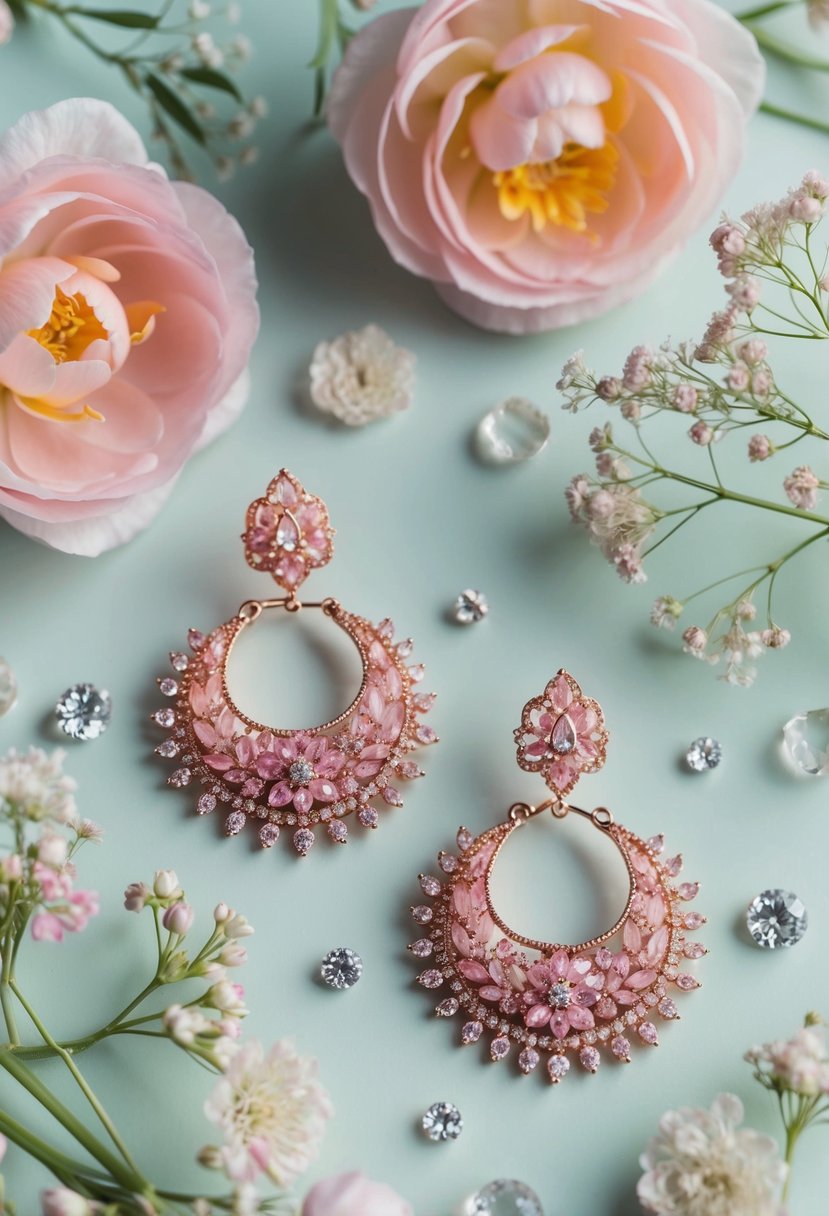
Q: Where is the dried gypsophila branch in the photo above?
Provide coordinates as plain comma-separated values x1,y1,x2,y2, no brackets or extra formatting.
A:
559,171,829,687
11,0,266,180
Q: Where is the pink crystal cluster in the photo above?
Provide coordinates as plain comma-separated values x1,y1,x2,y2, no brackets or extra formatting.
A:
514,671,608,797
152,614,436,854
242,470,335,593
410,824,705,1084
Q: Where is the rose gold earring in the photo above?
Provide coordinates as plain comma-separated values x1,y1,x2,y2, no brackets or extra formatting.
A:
408,670,705,1083
151,470,437,855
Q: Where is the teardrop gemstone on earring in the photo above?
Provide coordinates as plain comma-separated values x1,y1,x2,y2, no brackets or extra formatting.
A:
275,511,300,552
550,712,577,755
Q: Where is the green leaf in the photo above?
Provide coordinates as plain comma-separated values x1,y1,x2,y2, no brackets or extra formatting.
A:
180,66,243,102
146,74,205,145
66,8,160,28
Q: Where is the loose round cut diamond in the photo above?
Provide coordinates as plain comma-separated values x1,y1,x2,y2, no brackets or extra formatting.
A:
55,684,112,740
747,889,808,948
452,589,489,625
475,396,550,465
782,709,829,777
466,1179,544,1216
686,737,722,772
320,947,363,990
422,1101,463,1142
0,658,18,718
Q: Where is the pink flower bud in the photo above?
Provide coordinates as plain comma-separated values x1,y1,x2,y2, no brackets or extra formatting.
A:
218,943,248,967
163,901,194,936
672,384,698,413
153,869,181,899
41,1187,95,1216
748,434,773,462
0,1131,6,1163
223,913,254,939
727,364,749,392
123,881,150,912
213,901,230,924
596,376,621,401
761,627,791,649
739,339,767,366
1,853,23,881
682,625,708,655
37,833,68,867
789,194,823,222
689,421,713,446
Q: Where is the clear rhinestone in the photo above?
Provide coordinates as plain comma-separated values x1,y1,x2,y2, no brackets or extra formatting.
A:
549,982,571,1009
547,1054,570,1083
358,808,379,829
782,709,829,777
418,969,444,989
436,998,459,1017
55,684,112,740
747,889,808,948
0,658,18,718
155,739,179,759
259,823,280,848
686,737,722,772
518,1048,540,1075
153,708,175,728
327,821,348,844
168,768,191,788
579,1046,600,1072
169,651,189,672
320,947,363,989
422,1101,462,1142
420,874,442,897
289,759,315,786
187,628,206,651
465,1179,544,1216
158,677,178,697
293,828,315,856
452,589,489,625
461,1021,483,1044
197,793,217,815
225,810,246,836
475,396,550,465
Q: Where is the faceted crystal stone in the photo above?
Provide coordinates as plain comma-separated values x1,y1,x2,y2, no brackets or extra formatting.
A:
490,1036,510,1061
686,737,722,772
168,768,191,788
678,882,700,901
422,1101,462,1142
683,941,707,960
457,827,474,852
579,1046,600,1073
683,912,707,930
327,821,348,844
382,786,403,806
413,692,437,713
320,947,363,989
0,657,18,718
658,997,679,1020
187,628,206,651
293,828,315,856
197,793,217,815
259,823,280,848
396,638,414,659
412,905,433,924
465,1179,544,1216
664,854,683,877
674,974,700,991
611,1035,631,1061
169,651,189,672
153,708,175,729
358,808,379,829
518,1048,540,1074
647,834,665,855
461,1021,483,1045
638,1022,659,1045
547,1054,570,1084
408,664,425,683
438,851,458,874
420,875,442,897
155,739,180,759
55,684,112,740
416,725,439,745
418,969,444,990
782,709,829,776
475,396,550,465
436,998,459,1017
747,889,808,948
549,982,571,1009
397,761,424,780
452,589,489,625
289,759,315,786
158,678,178,697
551,712,577,755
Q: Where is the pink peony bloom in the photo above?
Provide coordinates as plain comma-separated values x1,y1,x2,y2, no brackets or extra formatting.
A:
328,0,764,333
0,99,258,555
302,1172,412,1216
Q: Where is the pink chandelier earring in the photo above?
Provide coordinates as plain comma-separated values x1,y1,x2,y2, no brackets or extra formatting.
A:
151,470,437,855
409,671,706,1083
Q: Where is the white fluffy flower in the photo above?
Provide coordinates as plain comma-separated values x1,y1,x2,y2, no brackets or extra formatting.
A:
309,325,415,426
0,747,76,823
637,1093,786,1216
202,1039,332,1186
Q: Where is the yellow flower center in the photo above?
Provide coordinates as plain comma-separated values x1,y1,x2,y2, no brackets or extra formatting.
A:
494,141,619,235
28,285,108,365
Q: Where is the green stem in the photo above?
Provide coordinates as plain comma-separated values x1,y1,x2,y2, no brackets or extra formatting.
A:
748,24,829,72
735,0,797,19
0,1108,110,1188
760,100,829,137
0,929,19,1046
10,980,140,1172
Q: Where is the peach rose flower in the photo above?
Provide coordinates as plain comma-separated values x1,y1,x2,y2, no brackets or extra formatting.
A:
328,0,764,333
0,99,258,555
302,1172,412,1216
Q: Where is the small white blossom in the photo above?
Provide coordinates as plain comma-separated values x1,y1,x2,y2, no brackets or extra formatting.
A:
784,464,820,510
310,325,415,427
650,596,683,630
0,747,76,824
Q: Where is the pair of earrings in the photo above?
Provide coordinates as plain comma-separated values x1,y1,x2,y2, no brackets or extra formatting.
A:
151,472,705,1081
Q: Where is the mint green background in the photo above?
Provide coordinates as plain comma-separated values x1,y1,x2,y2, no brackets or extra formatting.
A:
2,4,829,1213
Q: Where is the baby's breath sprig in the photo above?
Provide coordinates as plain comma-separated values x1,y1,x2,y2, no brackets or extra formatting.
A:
560,172,829,687
14,0,265,179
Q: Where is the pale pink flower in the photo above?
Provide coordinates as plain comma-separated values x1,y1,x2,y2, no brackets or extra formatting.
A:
309,324,415,427
203,1039,332,1185
37,833,68,867
622,346,652,392
689,420,713,446
0,1130,6,1163
650,596,683,630
682,625,708,657
205,980,248,1017
124,881,150,912
739,339,767,366
748,1022,829,1096
0,99,258,556
727,364,749,392
0,746,76,823
31,912,66,942
612,543,646,584
696,306,738,362
163,901,194,935
727,274,761,312
596,376,620,401
0,853,22,881
524,949,601,1038
620,399,641,422
710,223,746,276
565,475,590,518
672,385,698,413
784,465,820,510
153,869,181,900
303,1172,411,1216
328,0,763,333
748,434,773,462
761,626,791,649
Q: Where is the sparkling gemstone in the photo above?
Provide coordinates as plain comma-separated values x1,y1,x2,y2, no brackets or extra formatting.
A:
420,875,442,897
418,969,444,990
397,761,424,780
55,684,112,740
153,708,175,729
412,905,433,924
547,1054,570,1084
647,834,665,854
461,1021,483,1044
438,852,458,874
169,651,189,672
475,396,550,464
293,828,315,856
155,739,179,758
0,658,18,718
327,821,348,844
594,948,613,971
674,973,700,991
168,768,191,789
358,808,379,829
413,692,437,713
289,759,315,786
396,638,414,659
465,1179,544,1216
408,664,425,683
158,678,178,697
747,889,808,948
782,709,829,776
686,737,722,772
320,947,363,989
457,827,474,852
187,628,206,651
416,725,439,745
378,618,394,639
452,589,489,625
683,912,707,930
382,786,403,806
197,793,217,815
678,882,700,901
551,712,577,755
658,997,679,1019
518,1048,540,1074
611,1035,631,1061
638,1022,659,1045
490,1036,510,1061
422,1101,462,1142
579,1046,600,1073
225,810,246,836
683,942,707,960
664,854,683,877
549,982,571,1009
436,998,459,1017
259,823,280,848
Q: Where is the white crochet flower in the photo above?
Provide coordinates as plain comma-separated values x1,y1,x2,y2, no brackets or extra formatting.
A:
637,1093,786,1216
309,324,415,426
